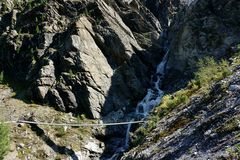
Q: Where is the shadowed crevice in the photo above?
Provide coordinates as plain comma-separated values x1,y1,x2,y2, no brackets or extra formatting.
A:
29,122,79,160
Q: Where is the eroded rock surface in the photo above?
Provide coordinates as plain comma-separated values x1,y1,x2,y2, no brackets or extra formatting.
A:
1,0,240,159
167,0,240,73
122,64,240,160
0,0,165,119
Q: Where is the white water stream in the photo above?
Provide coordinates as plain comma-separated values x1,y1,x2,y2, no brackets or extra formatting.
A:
109,52,168,160
135,51,168,117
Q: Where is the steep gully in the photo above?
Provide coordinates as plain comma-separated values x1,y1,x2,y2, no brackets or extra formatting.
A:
110,50,169,160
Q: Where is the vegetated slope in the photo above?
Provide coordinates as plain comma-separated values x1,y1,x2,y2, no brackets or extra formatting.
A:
165,0,240,90
122,0,240,159
122,53,240,160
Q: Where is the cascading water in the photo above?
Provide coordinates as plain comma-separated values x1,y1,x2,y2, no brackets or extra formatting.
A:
136,51,168,117
126,51,168,144
109,51,168,160
124,120,133,149
109,120,133,160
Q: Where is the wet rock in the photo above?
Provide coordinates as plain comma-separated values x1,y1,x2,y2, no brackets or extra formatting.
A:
141,0,188,28
229,85,240,92
234,98,240,107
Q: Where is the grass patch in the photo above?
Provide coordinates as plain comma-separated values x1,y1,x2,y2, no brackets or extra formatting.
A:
0,123,10,159
55,126,66,138
227,144,240,160
156,117,191,139
153,57,231,118
215,116,240,134
192,57,231,91
0,71,4,84
155,56,231,118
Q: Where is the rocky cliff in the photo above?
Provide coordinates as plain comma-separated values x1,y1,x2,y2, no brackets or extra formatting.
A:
121,0,240,159
122,60,240,159
0,0,240,159
0,0,167,159
166,0,240,81
0,0,165,119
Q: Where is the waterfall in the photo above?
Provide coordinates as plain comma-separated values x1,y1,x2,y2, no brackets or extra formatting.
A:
124,120,133,149
123,52,168,149
136,51,168,117
109,51,169,160
109,120,133,160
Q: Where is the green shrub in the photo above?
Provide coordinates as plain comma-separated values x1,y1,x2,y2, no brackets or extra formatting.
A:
55,126,66,138
227,144,240,160
193,57,231,90
0,123,10,159
0,71,4,84
36,25,40,34
157,57,231,114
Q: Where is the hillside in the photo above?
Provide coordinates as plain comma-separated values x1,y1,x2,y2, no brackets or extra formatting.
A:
122,56,240,159
0,0,239,159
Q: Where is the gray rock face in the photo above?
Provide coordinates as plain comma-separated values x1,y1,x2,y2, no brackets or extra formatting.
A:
122,65,240,160
0,0,164,119
30,59,56,102
229,85,240,92
120,1,240,159
167,0,240,73
62,16,113,118
47,88,66,111
1,0,240,159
